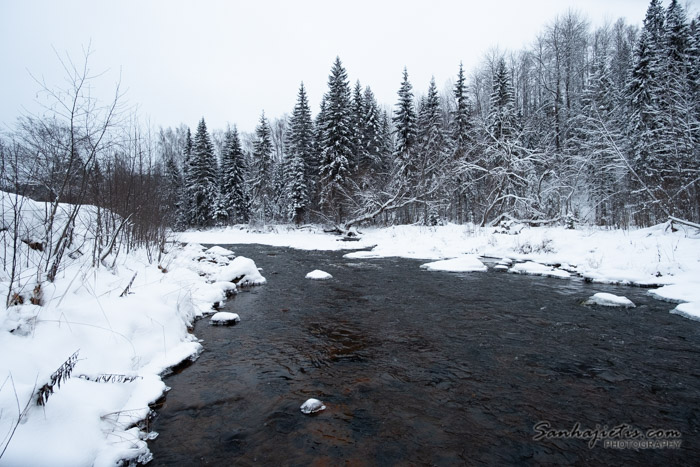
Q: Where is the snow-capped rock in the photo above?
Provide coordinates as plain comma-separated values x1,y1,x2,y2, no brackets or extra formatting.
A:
210,312,241,325
584,292,636,308
305,270,333,280
300,398,326,414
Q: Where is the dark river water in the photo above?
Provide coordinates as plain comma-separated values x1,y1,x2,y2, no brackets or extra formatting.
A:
148,244,700,466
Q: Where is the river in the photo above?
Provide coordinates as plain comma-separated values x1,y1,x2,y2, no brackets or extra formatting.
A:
148,244,699,465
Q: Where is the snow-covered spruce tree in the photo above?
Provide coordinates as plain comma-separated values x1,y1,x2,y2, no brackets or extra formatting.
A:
626,0,669,223
452,62,473,160
380,109,394,171
361,87,383,169
250,111,275,223
392,67,417,178
284,153,308,225
163,150,183,227
179,128,194,227
219,126,250,223
318,57,354,223
186,119,218,227
690,14,700,107
285,82,315,224
288,83,317,182
450,62,476,223
659,0,699,222
351,80,365,172
416,77,448,224
158,126,191,229
626,0,699,224
488,58,518,141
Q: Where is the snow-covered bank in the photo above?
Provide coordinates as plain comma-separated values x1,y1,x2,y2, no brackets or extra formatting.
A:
179,222,700,320
0,194,264,466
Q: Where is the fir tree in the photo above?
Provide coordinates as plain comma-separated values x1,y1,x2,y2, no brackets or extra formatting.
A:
318,57,354,222
451,62,475,223
179,128,193,227
452,62,473,160
288,83,316,182
219,126,250,223
351,80,365,170
417,77,445,167
285,83,315,224
393,67,417,178
360,86,383,172
285,153,308,224
250,111,274,222
163,151,183,227
488,58,517,140
187,118,218,227
416,77,447,224
627,0,698,222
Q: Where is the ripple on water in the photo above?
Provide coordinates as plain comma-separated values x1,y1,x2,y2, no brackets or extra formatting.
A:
149,244,700,465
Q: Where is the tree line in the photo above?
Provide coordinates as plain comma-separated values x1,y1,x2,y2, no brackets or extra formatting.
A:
3,0,699,238
165,0,698,229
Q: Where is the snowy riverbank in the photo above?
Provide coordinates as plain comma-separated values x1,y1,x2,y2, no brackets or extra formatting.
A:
180,222,700,321
0,193,264,466
0,241,264,465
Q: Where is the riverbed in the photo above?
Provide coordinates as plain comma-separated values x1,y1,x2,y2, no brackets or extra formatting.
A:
149,244,699,465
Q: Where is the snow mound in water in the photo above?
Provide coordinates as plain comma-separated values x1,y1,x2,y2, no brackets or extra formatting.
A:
210,312,240,325
306,270,333,280
509,261,570,278
205,245,234,257
217,256,267,285
420,255,487,272
585,292,636,308
300,398,326,414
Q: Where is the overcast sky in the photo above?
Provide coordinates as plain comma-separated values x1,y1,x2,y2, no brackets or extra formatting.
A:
0,0,686,134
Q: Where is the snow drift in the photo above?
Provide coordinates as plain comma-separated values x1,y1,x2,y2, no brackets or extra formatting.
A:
0,191,264,466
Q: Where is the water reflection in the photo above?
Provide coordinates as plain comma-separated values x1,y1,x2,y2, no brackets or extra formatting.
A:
149,244,700,465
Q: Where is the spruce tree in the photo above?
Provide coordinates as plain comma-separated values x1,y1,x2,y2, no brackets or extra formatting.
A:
488,58,517,140
417,77,445,167
179,128,194,227
163,152,183,227
451,62,475,223
187,118,218,227
452,62,473,160
318,57,354,222
285,83,315,224
219,126,250,223
627,0,699,222
285,153,308,224
288,83,316,182
251,111,274,222
416,77,447,224
360,86,383,172
393,67,417,175
660,0,698,220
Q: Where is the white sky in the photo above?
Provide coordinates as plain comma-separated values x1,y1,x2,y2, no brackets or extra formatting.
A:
0,0,684,134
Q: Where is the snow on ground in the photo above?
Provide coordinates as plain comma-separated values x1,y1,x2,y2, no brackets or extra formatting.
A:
305,270,333,280
420,255,487,273
584,292,636,308
179,222,700,320
0,193,264,466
